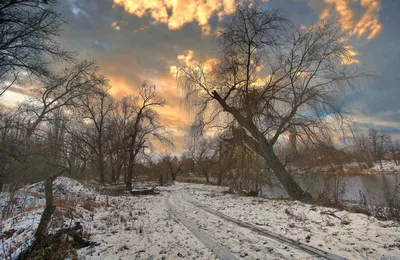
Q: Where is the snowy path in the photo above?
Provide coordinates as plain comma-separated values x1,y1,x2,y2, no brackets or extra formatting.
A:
177,191,346,260
170,182,400,260
168,191,321,259
166,196,239,260
77,194,218,260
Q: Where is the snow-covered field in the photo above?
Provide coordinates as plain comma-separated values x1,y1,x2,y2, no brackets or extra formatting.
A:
172,182,400,259
1,178,400,259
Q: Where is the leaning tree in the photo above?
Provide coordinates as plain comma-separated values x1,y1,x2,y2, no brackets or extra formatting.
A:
178,2,364,201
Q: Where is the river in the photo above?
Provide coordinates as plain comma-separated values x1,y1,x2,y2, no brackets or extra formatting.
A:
261,174,400,206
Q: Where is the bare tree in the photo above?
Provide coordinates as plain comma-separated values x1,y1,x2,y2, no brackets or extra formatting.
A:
0,0,72,96
22,61,98,138
351,126,374,168
70,80,115,184
161,153,184,181
178,2,365,200
368,127,392,169
187,137,218,184
120,82,172,191
63,124,93,179
393,140,400,166
7,61,99,254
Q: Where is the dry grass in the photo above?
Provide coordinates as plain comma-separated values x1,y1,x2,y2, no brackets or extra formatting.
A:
79,197,104,212
175,177,211,185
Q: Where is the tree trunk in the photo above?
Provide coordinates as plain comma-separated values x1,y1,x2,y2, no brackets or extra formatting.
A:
204,171,209,184
19,177,55,259
98,149,105,184
126,147,134,191
237,128,311,200
111,166,116,183
109,153,116,183
217,146,223,186
34,178,55,243
80,160,87,179
212,90,311,201
266,149,311,200
116,162,123,182
217,173,223,186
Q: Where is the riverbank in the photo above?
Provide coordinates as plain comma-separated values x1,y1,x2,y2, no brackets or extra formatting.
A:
297,161,400,176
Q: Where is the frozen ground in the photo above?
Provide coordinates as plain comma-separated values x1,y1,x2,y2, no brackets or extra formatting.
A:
171,182,400,259
78,195,216,260
1,178,400,259
0,177,96,259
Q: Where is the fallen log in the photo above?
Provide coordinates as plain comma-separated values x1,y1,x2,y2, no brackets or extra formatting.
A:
130,186,160,195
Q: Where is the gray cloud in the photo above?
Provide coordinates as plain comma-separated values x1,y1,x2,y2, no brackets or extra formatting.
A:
55,0,399,151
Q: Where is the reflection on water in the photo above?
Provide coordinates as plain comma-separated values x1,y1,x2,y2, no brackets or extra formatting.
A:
261,174,400,206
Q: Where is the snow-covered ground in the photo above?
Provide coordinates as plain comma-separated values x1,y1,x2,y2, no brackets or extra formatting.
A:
341,161,400,175
171,182,400,259
366,161,400,173
78,195,216,260
0,177,96,259
1,178,400,259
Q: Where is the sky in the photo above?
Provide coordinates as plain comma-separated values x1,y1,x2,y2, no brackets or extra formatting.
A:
18,0,400,151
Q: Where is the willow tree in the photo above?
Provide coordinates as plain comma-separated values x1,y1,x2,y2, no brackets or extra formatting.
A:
178,2,364,201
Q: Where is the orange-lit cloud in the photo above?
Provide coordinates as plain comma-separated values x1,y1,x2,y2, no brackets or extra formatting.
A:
105,58,191,152
356,0,382,40
169,50,218,76
318,0,382,40
341,45,360,65
112,0,236,35
111,21,121,30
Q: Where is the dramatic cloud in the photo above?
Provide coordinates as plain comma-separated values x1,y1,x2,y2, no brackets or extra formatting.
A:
52,0,398,151
112,0,236,35
318,0,382,40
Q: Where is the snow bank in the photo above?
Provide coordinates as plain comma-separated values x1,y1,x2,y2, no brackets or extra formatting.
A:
0,177,96,260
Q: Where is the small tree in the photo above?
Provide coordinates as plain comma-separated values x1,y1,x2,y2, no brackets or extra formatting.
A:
161,153,184,181
368,127,392,169
187,137,218,184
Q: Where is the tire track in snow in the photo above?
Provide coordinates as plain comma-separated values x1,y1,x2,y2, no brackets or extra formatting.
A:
166,196,239,260
171,193,318,259
181,192,347,260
